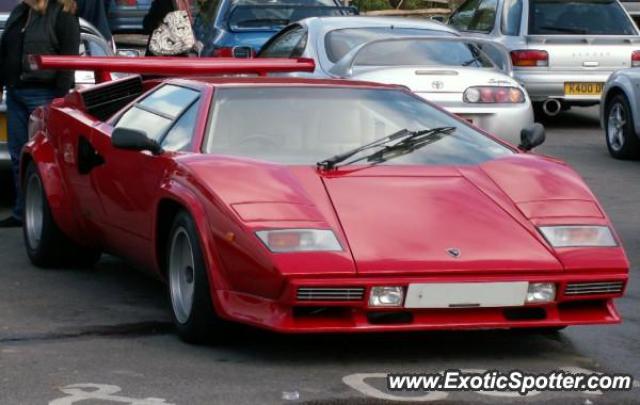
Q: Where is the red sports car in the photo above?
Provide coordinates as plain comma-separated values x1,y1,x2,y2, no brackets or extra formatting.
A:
22,56,628,343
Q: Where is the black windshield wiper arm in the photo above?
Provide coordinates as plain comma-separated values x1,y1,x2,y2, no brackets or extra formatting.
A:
317,127,456,170
317,128,414,170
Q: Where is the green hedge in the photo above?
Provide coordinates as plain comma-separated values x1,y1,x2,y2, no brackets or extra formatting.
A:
351,0,447,12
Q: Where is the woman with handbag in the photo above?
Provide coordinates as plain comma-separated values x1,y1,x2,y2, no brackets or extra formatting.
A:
144,0,196,56
0,0,80,228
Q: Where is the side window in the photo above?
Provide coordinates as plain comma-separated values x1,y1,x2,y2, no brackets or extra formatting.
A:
115,85,200,142
85,37,109,56
161,101,200,152
450,0,498,33
501,0,523,35
468,0,498,32
290,31,308,58
259,26,306,58
449,0,482,31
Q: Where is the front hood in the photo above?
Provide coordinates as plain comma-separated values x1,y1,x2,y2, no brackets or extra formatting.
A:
183,155,608,276
351,66,516,95
321,163,563,275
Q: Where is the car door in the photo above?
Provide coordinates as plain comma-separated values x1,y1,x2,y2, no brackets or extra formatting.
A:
87,84,202,266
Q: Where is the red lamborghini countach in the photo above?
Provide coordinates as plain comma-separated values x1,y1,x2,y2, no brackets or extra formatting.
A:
22,56,628,343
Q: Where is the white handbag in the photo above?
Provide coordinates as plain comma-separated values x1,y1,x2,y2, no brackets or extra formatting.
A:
149,0,195,56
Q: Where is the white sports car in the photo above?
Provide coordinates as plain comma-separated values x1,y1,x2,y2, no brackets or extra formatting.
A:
258,17,534,143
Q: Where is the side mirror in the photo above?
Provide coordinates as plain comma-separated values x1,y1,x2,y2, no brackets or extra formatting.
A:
519,123,546,151
430,15,445,22
112,127,163,155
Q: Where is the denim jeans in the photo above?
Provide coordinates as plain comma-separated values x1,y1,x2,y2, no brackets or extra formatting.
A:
5,87,57,220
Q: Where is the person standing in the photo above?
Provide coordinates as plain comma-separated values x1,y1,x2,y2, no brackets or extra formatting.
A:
192,0,218,56
142,0,174,55
0,0,80,228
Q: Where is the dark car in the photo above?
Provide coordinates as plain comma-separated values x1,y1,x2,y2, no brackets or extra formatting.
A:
208,0,357,56
107,0,152,33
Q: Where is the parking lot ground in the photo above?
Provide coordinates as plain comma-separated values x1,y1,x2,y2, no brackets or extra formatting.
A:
0,107,639,404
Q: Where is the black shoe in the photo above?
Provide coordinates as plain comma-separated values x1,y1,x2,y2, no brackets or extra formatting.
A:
0,216,22,228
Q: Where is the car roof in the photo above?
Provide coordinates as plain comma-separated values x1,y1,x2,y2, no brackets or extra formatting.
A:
169,76,407,91
303,15,459,34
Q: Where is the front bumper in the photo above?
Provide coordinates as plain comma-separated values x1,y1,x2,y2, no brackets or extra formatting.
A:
415,92,534,145
515,70,613,104
215,272,627,333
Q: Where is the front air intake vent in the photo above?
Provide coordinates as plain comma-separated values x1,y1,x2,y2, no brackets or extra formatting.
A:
565,281,624,296
297,287,365,301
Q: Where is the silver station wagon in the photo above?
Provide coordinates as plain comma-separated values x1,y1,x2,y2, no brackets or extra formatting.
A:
449,0,640,116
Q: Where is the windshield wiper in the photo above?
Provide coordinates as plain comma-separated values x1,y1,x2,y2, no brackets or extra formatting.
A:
538,25,588,34
317,127,456,170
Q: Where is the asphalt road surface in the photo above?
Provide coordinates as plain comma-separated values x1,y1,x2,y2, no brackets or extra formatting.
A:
0,107,638,405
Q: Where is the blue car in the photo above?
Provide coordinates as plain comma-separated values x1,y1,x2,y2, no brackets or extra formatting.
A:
206,0,357,56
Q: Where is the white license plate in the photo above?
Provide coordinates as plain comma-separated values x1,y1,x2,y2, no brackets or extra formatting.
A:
404,282,528,309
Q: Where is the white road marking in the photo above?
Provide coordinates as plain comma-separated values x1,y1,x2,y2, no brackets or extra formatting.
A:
342,373,448,402
49,383,174,405
343,366,636,401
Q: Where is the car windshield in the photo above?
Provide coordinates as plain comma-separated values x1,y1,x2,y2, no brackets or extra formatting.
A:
528,0,636,35
325,27,454,63
228,0,347,31
205,87,512,166
350,39,495,68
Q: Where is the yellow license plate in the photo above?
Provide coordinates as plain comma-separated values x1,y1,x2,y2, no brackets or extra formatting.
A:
564,82,603,96
0,113,6,142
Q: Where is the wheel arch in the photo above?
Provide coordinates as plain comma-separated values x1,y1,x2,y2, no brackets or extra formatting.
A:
603,80,640,138
20,137,77,236
154,182,230,317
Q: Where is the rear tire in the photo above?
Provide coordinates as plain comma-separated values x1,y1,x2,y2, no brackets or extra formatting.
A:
605,94,640,159
22,162,101,268
166,210,226,344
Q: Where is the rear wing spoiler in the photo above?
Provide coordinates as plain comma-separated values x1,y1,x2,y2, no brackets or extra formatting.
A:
329,36,513,78
31,56,316,83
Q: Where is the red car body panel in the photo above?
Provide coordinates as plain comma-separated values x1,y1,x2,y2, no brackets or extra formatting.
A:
21,57,629,334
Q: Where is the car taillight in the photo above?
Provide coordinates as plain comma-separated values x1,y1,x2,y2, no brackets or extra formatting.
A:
510,50,548,67
213,46,255,58
463,86,525,103
632,51,640,67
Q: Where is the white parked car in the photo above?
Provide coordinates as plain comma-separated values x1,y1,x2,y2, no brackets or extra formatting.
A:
449,0,640,116
258,17,534,144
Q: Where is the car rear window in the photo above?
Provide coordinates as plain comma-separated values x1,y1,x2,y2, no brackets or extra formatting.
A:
228,0,347,31
325,27,453,63
528,0,636,35
349,39,495,68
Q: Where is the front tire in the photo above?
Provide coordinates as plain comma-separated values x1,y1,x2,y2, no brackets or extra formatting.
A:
605,94,640,159
23,162,101,268
167,210,224,343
